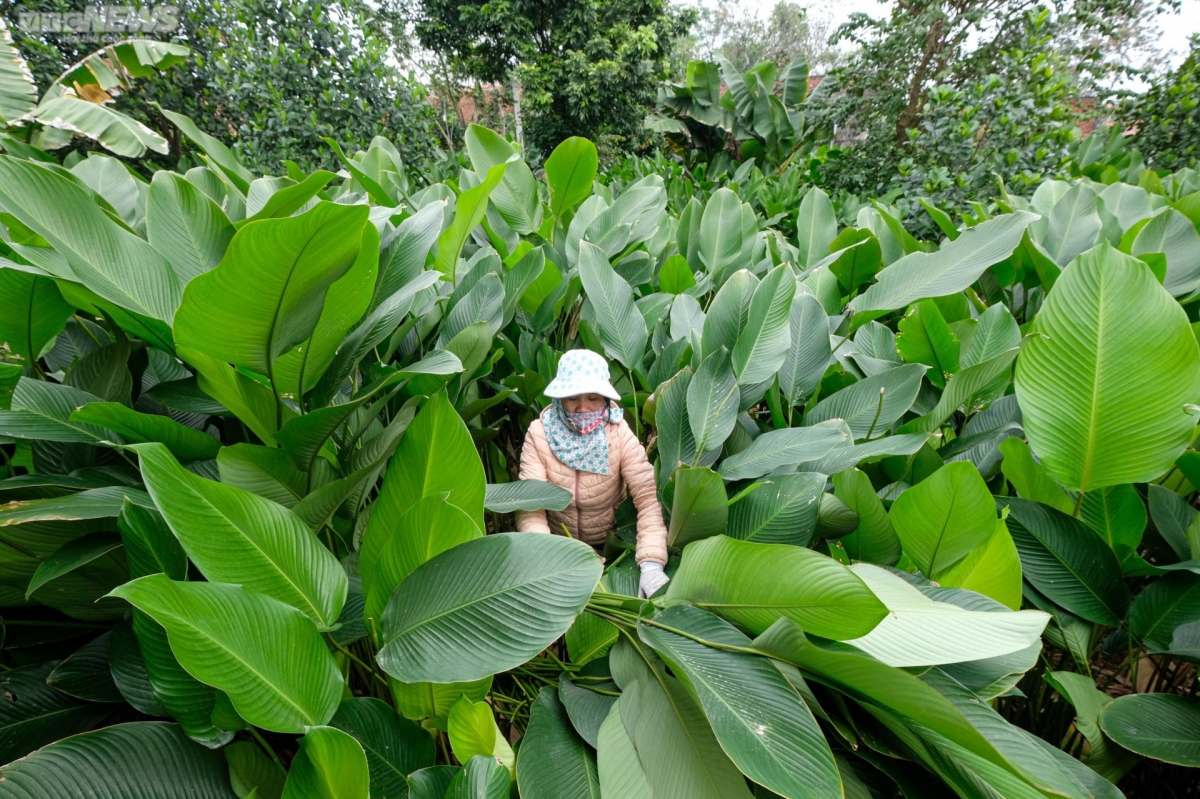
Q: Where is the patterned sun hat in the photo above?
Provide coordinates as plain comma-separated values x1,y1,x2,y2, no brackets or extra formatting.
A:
544,349,621,400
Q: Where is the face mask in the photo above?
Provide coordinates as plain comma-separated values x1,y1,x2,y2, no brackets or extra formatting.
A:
564,404,607,433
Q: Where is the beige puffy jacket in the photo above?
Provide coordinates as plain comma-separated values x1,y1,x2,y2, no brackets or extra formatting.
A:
516,408,668,565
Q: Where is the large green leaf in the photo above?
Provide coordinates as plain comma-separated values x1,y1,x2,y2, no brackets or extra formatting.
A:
935,518,1024,610
844,565,1047,666
1044,671,1138,782
435,163,507,277
46,633,121,704
665,535,886,638
578,241,647,370
111,574,343,733
777,293,830,407
804,363,926,439
363,391,486,585
0,19,36,123
596,700,653,799
666,466,727,548
1000,497,1130,626
833,468,902,566
135,443,347,628
686,349,739,457
717,426,847,482
701,270,756,356
447,756,511,799
331,697,436,799
1042,183,1102,267
448,696,514,771
71,402,220,461
0,661,110,765
464,125,541,234
1128,571,1200,650
639,606,841,799
558,672,617,747
0,156,182,323
378,533,602,683
896,299,959,388
1099,693,1200,767
1015,244,1200,492
517,688,600,799
1130,208,1200,297
889,461,997,577
613,639,752,799
0,268,73,367
730,264,795,385
0,722,235,798
727,472,824,546
483,481,573,513
363,494,482,624
0,378,109,443
146,170,235,283
697,188,745,283
850,212,1035,312
174,201,370,386
282,726,370,799
796,188,837,269
389,676,493,728
32,96,168,157
545,137,599,223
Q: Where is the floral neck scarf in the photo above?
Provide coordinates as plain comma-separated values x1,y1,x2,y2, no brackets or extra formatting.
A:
543,399,624,475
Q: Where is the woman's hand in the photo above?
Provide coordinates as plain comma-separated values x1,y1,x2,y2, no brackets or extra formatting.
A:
638,562,670,598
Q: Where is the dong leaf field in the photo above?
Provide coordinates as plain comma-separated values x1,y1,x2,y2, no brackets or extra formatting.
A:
0,30,1199,799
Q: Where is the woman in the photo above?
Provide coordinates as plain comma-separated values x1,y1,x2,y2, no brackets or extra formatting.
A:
516,349,670,598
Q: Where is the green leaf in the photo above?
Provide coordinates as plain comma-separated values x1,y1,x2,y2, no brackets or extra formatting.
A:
666,535,886,639
796,188,836,269
378,533,602,683
935,519,1024,610
999,437,1075,513
435,163,508,277
718,426,847,482
47,632,123,703
1100,693,1200,767
896,300,959,388
545,137,599,223
390,676,493,728
110,574,343,733
850,212,1036,312
146,170,235,283
0,661,109,764
363,493,483,624
135,443,347,628
1079,484,1145,562
558,672,616,747
465,125,541,234
331,697,436,799
226,741,286,799
440,272,504,347
0,156,182,323
701,270,756,356
32,96,168,157
363,390,486,582
174,201,370,380
484,481,573,513
1130,208,1200,297
697,188,745,284
615,642,752,799
282,726,370,799
889,461,997,577
449,695,514,771
727,473,825,546
447,756,511,799
0,19,36,123
71,402,220,461
667,466,728,548
825,229,882,295
181,348,288,442
919,199,960,240
0,722,234,798
844,564,1047,666
658,255,696,294
687,349,739,457
161,109,255,191
1128,571,1200,650
109,619,170,717
1042,184,1102,266
731,265,795,385
596,700,653,799
26,531,122,599
833,468,901,566
578,241,647,370
243,171,336,225
408,766,460,799
1015,244,1200,492
1000,497,1130,626
777,293,830,407
1043,671,1138,782
0,378,111,443
0,268,73,366
517,688,600,799
804,363,926,440
639,606,841,799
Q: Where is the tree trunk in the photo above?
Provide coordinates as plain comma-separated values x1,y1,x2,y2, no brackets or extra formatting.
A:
895,16,946,144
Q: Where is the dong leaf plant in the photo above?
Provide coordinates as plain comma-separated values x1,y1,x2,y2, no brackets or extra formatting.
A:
0,95,1198,799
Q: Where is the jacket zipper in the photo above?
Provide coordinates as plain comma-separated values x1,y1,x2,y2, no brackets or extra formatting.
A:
574,469,583,537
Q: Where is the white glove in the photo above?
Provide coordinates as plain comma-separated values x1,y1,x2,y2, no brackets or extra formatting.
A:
638,562,670,598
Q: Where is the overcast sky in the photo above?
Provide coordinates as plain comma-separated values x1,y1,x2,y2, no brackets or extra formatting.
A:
694,0,1200,72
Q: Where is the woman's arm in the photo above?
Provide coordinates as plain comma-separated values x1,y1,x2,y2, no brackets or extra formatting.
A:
516,422,553,534
618,423,668,565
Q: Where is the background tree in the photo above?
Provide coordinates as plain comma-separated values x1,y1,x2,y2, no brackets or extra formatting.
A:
5,0,440,173
1120,34,1200,170
684,0,844,75
410,0,695,161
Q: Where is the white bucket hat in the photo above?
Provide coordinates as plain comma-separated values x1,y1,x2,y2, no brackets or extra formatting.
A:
544,349,621,400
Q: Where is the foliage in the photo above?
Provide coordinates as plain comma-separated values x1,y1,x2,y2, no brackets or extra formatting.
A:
682,0,845,75
2,55,1200,797
1121,34,1200,171
411,0,695,160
